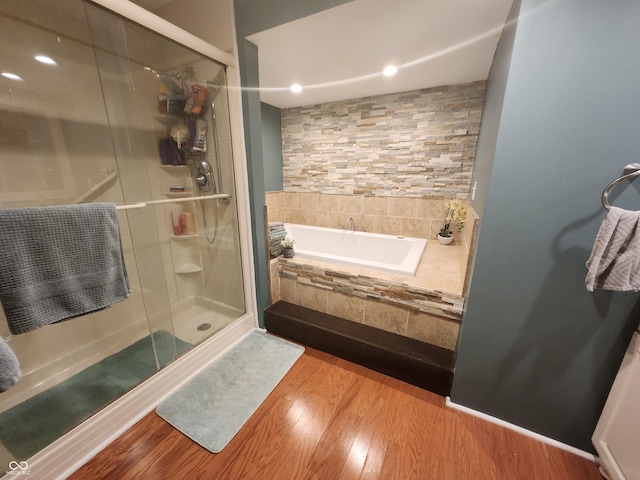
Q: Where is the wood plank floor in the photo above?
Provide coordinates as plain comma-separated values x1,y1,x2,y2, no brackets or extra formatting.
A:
69,345,602,479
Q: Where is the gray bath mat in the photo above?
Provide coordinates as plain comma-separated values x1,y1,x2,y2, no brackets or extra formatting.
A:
156,330,304,453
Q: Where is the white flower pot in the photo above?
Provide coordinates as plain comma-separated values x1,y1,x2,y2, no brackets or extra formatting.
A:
436,234,454,245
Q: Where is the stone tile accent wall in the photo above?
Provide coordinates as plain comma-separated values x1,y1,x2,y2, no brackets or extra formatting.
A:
281,81,486,198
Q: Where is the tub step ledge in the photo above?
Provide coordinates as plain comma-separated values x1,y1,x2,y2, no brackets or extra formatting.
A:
264,301,455,396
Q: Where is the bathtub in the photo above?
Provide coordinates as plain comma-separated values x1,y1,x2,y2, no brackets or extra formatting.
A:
283,223,427,277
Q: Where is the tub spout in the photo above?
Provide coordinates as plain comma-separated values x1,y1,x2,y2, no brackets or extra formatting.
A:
345,216,355,231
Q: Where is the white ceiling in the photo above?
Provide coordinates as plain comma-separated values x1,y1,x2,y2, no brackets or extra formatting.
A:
248,0,513,109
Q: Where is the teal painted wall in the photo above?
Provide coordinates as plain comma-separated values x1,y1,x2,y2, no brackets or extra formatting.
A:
452,0,640,452
261,102,283,192
234,0,351,325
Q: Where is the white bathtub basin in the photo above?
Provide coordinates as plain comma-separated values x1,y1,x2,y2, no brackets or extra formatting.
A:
283,223,426,277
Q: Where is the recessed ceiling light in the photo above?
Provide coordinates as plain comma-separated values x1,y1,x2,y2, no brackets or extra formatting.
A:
1,72,22,81
383,65,398,77
290,83,302,93
35,55,57,65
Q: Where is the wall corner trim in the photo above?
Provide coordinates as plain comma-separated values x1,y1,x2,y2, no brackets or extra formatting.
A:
445,397,599,464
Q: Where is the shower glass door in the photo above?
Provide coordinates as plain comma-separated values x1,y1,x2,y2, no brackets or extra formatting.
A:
0,0,245,468
84,2,247,345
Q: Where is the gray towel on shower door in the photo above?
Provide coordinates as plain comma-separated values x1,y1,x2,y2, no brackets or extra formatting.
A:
0,203,131,335
586,206,640,291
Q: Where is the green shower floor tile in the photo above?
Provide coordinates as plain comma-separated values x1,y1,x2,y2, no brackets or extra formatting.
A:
0,331,191,460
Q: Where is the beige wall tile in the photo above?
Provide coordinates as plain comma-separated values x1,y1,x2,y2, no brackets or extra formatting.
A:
401,218,430,239
417,198,445,220
339,194,364,214
267,208,288,224
265,191,285,209
285,191,300,209
307,209,325,227
299,192,319,211
388,197,418,218
318,193,340,212
363,196,388,216
375,215,402,236
295,283,328,312
280,277,296,303
361,214,376,233
269,274,280,303
327,212,346,229
289,208,307,224
327,292,365,323
364,301,408,335
406,311,460,351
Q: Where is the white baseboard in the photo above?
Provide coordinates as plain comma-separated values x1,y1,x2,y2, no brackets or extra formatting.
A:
445,397,598,464
25,315,256,480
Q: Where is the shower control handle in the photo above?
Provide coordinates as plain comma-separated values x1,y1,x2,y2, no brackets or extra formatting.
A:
194,160,215,193
195,173,208,187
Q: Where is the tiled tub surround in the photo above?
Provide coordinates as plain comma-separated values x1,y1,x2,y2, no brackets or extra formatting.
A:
266,192,479,351
266,191,477,266
281,81,486,198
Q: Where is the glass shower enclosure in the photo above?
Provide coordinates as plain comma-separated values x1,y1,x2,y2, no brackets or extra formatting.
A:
0,0,249,470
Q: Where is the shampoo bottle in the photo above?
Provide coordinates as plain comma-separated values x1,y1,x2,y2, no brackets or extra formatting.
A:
179,206,196,235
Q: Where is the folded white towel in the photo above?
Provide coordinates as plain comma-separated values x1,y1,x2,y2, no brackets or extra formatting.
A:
586,206,640,292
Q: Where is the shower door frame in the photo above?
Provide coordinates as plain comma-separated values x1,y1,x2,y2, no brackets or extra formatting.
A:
24,1,259,478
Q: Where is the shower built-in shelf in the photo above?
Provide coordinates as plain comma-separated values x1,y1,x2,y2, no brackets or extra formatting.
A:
175,263,202,274
160,165,189,175
170,234,198,241
163,191,193,198
153,114,182,127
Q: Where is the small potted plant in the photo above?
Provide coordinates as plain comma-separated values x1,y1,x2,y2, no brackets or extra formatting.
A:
280,236,295,258
436,199,466,245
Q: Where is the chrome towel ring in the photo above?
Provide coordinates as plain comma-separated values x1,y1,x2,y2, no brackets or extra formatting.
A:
601,163,640,210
